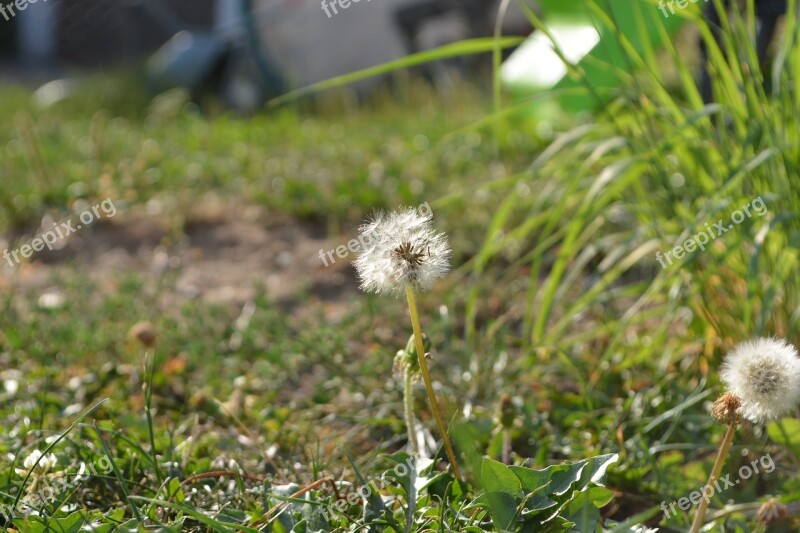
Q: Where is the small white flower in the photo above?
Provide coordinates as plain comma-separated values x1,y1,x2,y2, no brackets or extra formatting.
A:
353,207,451,296
15,449,59,494
16,449,57,475
721,337,800,423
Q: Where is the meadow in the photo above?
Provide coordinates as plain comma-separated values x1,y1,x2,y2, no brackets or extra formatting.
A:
1,0,800,531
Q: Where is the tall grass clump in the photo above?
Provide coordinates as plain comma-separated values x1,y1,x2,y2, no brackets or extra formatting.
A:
462,0,800,529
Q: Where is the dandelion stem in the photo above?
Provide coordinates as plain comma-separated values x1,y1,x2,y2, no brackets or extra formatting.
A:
690,423,737,533
403,365,420,457
405,284,462,482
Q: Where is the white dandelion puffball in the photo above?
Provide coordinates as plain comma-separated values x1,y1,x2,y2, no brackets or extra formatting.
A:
721,337,800,424
353,207,451,296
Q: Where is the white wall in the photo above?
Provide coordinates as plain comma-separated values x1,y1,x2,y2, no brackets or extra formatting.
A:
246,0,528,87
257,0,414,87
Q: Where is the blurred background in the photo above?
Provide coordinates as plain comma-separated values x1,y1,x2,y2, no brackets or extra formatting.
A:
0,0,533,111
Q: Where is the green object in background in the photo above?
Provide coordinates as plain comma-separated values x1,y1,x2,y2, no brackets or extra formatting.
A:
502,0,687,116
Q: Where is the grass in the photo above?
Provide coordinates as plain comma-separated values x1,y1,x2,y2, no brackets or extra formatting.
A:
2,0,800,530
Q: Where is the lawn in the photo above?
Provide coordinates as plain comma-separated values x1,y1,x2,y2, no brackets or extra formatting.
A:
2,1,800,531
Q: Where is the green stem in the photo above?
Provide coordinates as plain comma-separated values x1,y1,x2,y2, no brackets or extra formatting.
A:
404,365,420,457
405,284,462,482
144,352,163,485
690,423,737,533
502,428,511,465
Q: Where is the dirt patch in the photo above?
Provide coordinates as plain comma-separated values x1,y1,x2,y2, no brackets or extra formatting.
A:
0,201,361,319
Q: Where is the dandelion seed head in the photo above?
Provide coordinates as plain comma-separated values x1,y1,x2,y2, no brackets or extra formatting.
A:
721,337,800,424
353,207,451,296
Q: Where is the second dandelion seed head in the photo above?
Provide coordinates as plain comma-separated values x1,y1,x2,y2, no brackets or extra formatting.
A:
720,337,800,424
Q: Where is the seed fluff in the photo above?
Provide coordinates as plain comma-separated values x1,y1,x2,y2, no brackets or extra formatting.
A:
353,207,451,296
720,337,800,424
